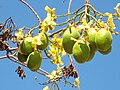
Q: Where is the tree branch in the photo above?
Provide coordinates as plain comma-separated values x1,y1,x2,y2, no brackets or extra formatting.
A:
19,0,41,23
68,0,73,24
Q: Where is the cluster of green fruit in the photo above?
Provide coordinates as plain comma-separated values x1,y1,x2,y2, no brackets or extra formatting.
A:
62,26,112,63
18,33,49,71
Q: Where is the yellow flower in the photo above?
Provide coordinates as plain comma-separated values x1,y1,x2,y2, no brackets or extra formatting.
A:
61,50,66,57
45,6,56,15
82,18,87,26
32,35,43,50
52,55,63,65
48,34,66,65
75,78,80,85
41,22,49,33
15,28,24,42
51,34,63,50
77,19,91,31
46,70,56,79
49,45,56,55
107,14,116,30
40,6,57,33
45,6,57,21
97,19,106,27
115,8,120,19
51,70,56,76
46,70,61,81
49,45,63,65
114,3,120,20
43,86,49,90
41,18,56,33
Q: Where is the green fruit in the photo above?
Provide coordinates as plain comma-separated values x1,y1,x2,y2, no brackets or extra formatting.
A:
20,37,34,55
73,40,90,63
18,52,28,62
87,49,95,62
99,46,112,55
62,27,80,54
37,33,49,50
95,28,112,51
86,28,97,52
27,51,42,71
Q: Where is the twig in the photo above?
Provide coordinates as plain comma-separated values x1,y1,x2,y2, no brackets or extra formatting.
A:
68,0,73,24
38,68,49,75
60,79,78,88
86,4,102,15
27,25,40,35
0,53,49,75
19,0,41,23
0,54,16,60
8,47,18,51
49,27,67,37
68,54,73,63
57,5,85,18
56,11,84,26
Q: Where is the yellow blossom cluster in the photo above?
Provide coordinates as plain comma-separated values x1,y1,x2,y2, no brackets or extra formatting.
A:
108,14,116,30
41,6,57,33
15,28,24,43
49,34,66,65
46,70,61,82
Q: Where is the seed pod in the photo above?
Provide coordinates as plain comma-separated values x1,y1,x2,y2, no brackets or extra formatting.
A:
95,28,112,51
62,26,80,54
27,51,42,71
85,28,97,52
99,45,112,55
20,37,34,55
87,47,95,62
18,52,28,62
73,40,90,63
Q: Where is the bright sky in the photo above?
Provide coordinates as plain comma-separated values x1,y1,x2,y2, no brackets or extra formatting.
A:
0,0,120,90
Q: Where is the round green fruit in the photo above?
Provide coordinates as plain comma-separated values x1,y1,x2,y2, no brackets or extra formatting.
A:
87,48,95,62
95,28,112,51
99,45,112,55
27,51,42,71
73,40,90,63
18,52,28,62
86,28,97,52
37,33,49,50
20,37,34,55
62,26,80,54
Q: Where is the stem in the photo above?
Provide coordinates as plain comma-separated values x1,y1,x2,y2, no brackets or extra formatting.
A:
68,54,73,63
57,5,85,18
86,4,102,15
56,11,84,26
19,0,41,23
49,27,67,37
8,47,18,51
0,53,49,75
68,0,72,24
27,25,40,35
86,13,101,27
85,0,89,18
0,54,16,60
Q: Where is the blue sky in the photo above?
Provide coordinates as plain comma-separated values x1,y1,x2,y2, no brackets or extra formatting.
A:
0,0,120,90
